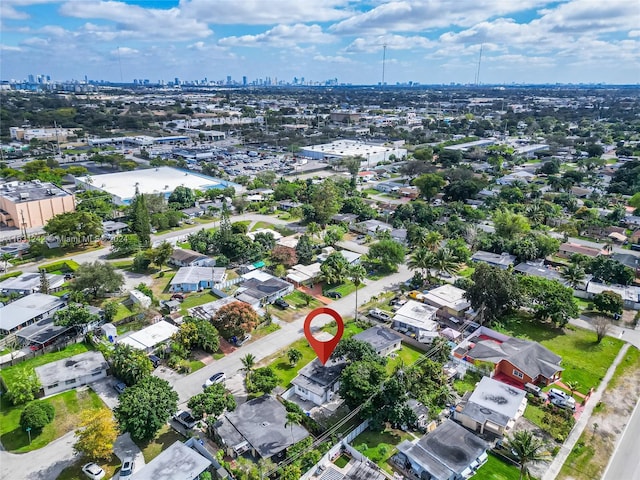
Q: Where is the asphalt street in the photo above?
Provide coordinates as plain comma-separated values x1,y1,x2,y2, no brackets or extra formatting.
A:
602,395,640,480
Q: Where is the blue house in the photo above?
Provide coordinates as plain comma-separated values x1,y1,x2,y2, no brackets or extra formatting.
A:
169,266,227,292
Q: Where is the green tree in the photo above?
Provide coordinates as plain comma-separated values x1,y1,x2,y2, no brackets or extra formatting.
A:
507,430,550,480
241,353,256,380
212,301,259,339
492,209,531,238
287,348,303,366
419,231,443,251
76,190,115,220
187,383,236,419
413,173,445,200
20,400,55,432
407,247,435,282
593,290,624,316
110,234,141,256
339,360,387,409
340,156,363,187
285,411,304,445
129,193,152,247
168,186,195,209
102,301,119,323
39,269,50,295
43,211,103,245
561,263,586,289
74,408,118,461
110,343,153,386
309,180,342,227
1,252,13,272
150,241,174,269
433,247,460,278
465,263,523,324
7,369,41,405
247,367,278,394
367,239,406,273
54,304,99,333
295,234,314,265
320,252,349,285
72,261,124,298
518,276,578,326
333,338,382,364
349,264,367,321
114,376,178,442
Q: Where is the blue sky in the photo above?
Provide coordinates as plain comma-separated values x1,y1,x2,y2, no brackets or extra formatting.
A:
1,0,639,84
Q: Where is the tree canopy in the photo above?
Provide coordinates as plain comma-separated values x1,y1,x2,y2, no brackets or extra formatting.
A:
72,261,124,298
212,301,259,339
43,211,103,245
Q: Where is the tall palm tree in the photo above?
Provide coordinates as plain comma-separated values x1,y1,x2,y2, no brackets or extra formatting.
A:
348,264,367,321
407,247,435,282
285,411,303,445
240,353,256,381
507,430,551,480
1,253,12,273
561,263,586,289
420,231,443,251
433,247,460,278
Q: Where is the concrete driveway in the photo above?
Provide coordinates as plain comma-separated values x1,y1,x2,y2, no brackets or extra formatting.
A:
90,376,120,410
112,433,145,479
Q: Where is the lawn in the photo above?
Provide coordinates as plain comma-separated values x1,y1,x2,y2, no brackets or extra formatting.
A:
115,315,148,335
250,221,274,231
179,291,220,311
473,453,521,480
138,423,184,462
495,313,624,395
453,370,482,396
188,360,206,372
523,403,546,428
283,290,322,309
609,345,640,389
0,388,104,452
323,281,357,297
386,344,424,375
0,342,92,388
362,188,381,196
457,266,475,277
150,270,177,300
352,427,412,473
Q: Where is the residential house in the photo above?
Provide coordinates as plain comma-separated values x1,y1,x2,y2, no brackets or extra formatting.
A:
375,181,404,193
235,270,293,307
291,357,346,406
357,171,377,182
471,251,517,269
129,289,152,309
611,253,640,279
213,395,309,461
169,266,227,292
585,282,640,310
496,171,536,185
169,248,216,267
454,376,527,436
188,297,246,321
0,293,65,335
392,300,439,343
0,272,64,295
622,215,640,229
353,219,393,236
422,284,471,320
513,262,589,289
406,399,433,431
286,262,322,287
246,228,283,242
331,213,358,225
393,419,488,480
180,206,205,218
130,439,230,480
118,320,179,352
35,351,108,396
317,247,362,265
454,328,563,386
102,220,128,238
399,186,419,199
352,326,402,357
278,200,303,211
558,242,601,259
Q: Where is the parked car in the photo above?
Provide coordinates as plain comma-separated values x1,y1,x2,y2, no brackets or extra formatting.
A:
273,298,290,309
235,333,252,346
326,291,342,299
548,388,576,410
524,383,547,399
204,372,226,388
113,381,127,395
170,293,185,302
148,354,161,368
82,463,105,480
368,309,391,321
119,457,135,477
173,410,197,429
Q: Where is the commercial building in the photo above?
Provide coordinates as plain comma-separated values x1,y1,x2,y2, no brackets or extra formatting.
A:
0,180,75,229
300,140,407,167
0,293,65,334
10,127,76,142
35,351,108,396
75,167,240,205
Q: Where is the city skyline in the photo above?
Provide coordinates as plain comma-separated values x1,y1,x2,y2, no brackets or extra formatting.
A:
1,0,639,85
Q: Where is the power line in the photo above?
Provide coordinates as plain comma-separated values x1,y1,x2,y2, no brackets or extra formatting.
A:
381,44,387,86
474,44,483,86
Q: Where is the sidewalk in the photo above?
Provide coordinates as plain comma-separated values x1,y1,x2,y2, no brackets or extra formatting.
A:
542,343,631,480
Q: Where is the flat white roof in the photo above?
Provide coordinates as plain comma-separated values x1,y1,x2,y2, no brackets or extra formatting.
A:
302,140,403,157
393,300,438,331
76,167,239,203
0,293,65,332
130,441,211,480
424,284,470,311
118,320,178,350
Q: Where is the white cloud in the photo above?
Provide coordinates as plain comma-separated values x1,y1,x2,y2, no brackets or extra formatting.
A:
1,0,58,20
110,46,138,57
344,34,434,53
0,44,23,51
219,24,335,47
313,54,352,63
330,0,552,35
180,0,352,25
58,0,213,40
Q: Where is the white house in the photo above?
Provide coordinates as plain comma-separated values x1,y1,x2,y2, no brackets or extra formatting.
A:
392,300,439,343
129,289,152,309
118,320,179,352
35,351,108,396
291,357,346,406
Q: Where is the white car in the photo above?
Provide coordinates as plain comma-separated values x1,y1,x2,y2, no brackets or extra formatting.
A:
204,372,226,388
548,388,576,410
82,463,105,480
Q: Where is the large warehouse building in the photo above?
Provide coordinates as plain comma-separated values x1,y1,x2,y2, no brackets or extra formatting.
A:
75,167,240,205
300,140,407,167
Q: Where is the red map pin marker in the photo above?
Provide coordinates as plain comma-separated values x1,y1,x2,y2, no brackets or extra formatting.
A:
304,307,344,366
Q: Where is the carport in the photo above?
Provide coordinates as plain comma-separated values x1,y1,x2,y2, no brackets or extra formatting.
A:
16,317,74,349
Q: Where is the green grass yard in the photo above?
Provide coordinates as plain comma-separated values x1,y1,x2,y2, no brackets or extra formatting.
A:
250,221,274,231
473,453,521,480
138,424,185,462
496,313,624,395
179,291,220,311
352,427,412,473
0,388,104,452
386,344,424,375
323,281,357,297
283,290,322,309
453,370,483,396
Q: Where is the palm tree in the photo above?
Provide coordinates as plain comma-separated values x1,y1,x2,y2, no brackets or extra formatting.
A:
433,247,459,278
507,430,551,480
285,411,303,445
1,253,12,273
306,222,321,241
561,263,586,289
407,247,435,282
348,264,367,321
240,353,256,381
419,231,443,251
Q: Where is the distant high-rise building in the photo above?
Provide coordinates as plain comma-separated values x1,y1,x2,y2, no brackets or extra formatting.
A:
226,75,232,85
28,74,35,83
174,77,180,85
242,76,247,86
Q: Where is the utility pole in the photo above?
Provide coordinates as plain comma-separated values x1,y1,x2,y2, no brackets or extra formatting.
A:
20,210,29,241
381,44,387,86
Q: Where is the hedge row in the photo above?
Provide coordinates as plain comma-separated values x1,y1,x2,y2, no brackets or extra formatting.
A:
40,260,80,273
